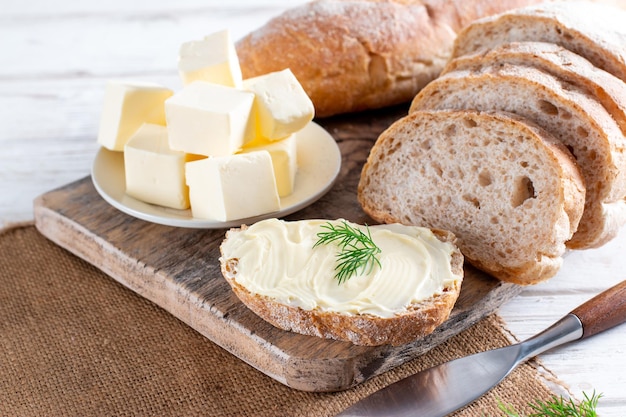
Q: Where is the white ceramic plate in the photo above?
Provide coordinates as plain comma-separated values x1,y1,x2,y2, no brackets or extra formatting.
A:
91,122,342,228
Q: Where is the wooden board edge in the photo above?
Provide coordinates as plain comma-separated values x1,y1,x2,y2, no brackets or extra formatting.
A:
33,190,295,385
286,281,523,391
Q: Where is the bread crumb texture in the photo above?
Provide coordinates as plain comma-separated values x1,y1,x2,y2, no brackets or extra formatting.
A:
359,110,585,285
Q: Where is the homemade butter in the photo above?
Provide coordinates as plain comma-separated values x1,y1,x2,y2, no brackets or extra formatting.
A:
124,123,197,209
185,151,280,221
243,69,314,140
97,81,173,151
220,219,462,318
165,81,255,156
178,29,243,88
240,134,297,197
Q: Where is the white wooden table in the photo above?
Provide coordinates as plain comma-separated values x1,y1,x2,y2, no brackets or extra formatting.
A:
2,1,625,415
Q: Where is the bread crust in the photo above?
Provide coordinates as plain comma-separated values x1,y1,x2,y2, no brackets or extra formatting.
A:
235,0,544,117
220,225,463,346
442,41,626,137
451,1,626,83
358,110,585,285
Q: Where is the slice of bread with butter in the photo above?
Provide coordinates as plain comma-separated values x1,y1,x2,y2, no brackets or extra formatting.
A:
219,218,464,346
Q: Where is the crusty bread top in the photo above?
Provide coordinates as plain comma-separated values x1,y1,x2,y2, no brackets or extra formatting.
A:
236,0,545,117
442,41,626,137
219,218,464,346
410,64,626,249
451,1,626,83
358,109,585,284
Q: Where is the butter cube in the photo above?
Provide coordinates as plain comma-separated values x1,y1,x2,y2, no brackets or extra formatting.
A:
240,134,297,197
123,123,193,210
243,69,314,140
165,81,255,157
185,151,280,221
178,29,243,88
97,81,173,151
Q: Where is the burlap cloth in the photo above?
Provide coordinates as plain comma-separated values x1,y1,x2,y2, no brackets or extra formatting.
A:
0,223,567,416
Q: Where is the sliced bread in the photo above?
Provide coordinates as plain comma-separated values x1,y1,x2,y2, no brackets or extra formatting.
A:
443,41,626,137
219,218,464,346
358,110,585,284
409,64,626,249
450,1,626,83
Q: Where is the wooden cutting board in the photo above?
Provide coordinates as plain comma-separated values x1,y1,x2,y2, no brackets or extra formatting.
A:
33,105,521,392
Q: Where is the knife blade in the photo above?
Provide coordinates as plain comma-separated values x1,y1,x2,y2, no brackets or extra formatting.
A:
336,280,626,417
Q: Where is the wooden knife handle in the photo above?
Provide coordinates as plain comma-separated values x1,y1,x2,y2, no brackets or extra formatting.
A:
571,280,626,339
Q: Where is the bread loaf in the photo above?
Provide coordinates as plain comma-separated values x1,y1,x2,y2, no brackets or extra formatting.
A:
450,1,626,83
409,64,626,249
236,0,544,117
219,218,463,346
358,110,585,285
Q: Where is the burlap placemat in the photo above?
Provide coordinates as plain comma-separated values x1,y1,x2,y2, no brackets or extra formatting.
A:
0,224,566,416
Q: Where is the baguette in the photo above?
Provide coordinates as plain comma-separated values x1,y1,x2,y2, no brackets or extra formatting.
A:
409,64,626,249
358,110,585,284
219,218,464,346
450,1,626,83
235,0,544,117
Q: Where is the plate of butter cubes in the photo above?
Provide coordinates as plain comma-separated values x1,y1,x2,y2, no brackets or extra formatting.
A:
91,29,341,228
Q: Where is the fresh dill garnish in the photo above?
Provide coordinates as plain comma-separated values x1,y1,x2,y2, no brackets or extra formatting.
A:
313,220,382,284
496,391,602,417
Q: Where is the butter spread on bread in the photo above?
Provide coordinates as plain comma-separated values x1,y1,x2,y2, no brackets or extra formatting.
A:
220,218,463,346
235,0,545,117
358,110,585,285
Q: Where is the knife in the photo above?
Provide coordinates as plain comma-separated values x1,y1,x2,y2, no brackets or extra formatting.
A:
336,280,626,417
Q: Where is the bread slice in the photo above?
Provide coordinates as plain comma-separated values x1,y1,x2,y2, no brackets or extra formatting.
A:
358,110,585,284
450,1,626,83
409,64,626,249
219,218,464,346
443,41,626,137
235,0,545,117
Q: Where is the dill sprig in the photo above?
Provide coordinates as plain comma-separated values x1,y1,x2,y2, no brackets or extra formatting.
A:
313,220,382,284
497,391,602,417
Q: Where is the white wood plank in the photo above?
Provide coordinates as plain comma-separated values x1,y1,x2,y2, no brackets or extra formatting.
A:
499,230,626,416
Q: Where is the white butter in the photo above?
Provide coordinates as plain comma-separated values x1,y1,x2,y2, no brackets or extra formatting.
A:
178,29,243,88
240,134,297,197
97,81,173,151
185,151,280,221
243,69,314,140
165,81,255,157
220,219,462,318
123,123,196,210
